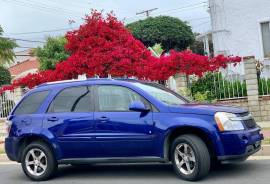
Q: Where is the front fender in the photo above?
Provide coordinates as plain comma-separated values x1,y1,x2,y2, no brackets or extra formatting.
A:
154,113,225,158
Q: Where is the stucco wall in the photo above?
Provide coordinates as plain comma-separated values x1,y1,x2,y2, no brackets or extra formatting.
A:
209,0,270,60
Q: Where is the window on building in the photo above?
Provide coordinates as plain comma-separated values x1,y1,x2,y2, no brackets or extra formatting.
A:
48,86,92,113
261,22,270,58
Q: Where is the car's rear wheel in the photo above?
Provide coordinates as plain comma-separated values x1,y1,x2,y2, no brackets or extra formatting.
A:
21,141,58,181
171,134,210,181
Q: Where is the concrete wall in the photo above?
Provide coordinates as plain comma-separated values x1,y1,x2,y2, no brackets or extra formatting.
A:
218,98,249,109
217,97,270,122
209,0,270,60
259,96,270,121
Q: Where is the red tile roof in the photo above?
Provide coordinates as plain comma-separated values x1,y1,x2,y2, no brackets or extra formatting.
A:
8,57,40,76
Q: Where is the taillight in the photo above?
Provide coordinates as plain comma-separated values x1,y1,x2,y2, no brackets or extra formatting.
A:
5,120,12,136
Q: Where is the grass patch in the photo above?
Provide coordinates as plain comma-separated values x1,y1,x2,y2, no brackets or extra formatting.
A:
0,145,5,154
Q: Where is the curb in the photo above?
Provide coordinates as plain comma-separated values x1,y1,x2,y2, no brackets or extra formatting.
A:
254,145,270,156
0,154,270,164
249,156,270,160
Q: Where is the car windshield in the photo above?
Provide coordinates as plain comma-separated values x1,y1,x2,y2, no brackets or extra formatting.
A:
133,82,188,105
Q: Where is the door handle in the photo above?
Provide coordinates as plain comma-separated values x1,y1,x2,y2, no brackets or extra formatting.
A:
98,117,109,122
21,119,30,125
47,117,59,122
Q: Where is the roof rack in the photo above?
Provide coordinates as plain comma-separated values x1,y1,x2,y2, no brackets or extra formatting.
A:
38,78,85,87
37,74,139,87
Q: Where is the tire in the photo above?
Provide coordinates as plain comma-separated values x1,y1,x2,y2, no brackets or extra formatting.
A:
21,141,58,181
171,134,210,181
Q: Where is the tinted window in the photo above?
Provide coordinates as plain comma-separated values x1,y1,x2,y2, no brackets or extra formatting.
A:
133,82,187,105
14,91,50,115
97,85,150,111
48,86,92,113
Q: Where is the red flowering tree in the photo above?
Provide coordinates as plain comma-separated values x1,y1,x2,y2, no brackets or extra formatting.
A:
0,11,241,94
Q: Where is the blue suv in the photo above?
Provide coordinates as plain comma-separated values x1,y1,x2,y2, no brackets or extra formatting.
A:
5,79,263,181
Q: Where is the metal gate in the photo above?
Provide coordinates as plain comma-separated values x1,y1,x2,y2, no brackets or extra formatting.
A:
0,91,16,118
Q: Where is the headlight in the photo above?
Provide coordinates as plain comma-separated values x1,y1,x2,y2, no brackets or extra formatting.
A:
214,112,244,131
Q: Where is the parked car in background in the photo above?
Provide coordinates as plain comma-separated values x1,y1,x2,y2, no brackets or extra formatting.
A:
5,78,264,181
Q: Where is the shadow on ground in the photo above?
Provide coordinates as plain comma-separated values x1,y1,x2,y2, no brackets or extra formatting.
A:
5,160,268,183
55,161,261,180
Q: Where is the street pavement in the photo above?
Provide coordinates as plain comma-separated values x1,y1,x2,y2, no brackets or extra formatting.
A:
0,160,269,184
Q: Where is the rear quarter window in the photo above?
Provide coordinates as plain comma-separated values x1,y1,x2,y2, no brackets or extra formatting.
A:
13,90,50,115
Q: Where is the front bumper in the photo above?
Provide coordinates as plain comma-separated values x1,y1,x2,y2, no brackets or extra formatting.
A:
217,126,264,162
218,141,261,163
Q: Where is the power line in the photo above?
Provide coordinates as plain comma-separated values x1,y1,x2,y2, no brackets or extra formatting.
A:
125,1,207,21
41,0,90,10
185,17,210,22
3,0,80,16
5,27,76,36
193,21,211,28
0,36,45,43
4,16,210,37
153,2,207,15
16,46,35,49
136,8,158,17
23,0,82,13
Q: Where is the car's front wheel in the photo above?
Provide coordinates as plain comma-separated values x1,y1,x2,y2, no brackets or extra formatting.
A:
21,141,58,181
171,134,210,181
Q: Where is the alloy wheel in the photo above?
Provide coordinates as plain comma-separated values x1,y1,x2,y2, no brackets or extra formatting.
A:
174,143,196,175
25,148,47,176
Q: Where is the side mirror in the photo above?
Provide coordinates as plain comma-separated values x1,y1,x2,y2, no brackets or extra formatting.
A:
129,101,149,112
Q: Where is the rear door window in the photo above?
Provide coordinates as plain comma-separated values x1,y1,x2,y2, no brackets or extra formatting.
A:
13,91,50,115
48,86,92,113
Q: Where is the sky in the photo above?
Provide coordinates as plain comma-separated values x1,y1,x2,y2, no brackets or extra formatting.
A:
0,0,211,52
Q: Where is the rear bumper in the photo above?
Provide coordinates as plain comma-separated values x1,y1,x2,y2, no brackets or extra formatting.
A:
5,137,20,162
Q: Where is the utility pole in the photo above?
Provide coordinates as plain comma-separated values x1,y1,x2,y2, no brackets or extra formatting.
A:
136,8,158,17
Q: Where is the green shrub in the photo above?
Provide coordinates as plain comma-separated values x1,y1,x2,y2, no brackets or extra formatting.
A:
190,72,247,101
0,66,11,86
258,78,270,95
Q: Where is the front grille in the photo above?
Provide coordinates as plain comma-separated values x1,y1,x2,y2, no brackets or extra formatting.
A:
243,118,257,129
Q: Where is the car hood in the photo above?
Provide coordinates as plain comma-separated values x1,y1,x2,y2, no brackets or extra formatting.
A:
168,103,248,116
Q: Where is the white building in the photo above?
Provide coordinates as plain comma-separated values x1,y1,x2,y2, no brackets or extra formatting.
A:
198,0,270,78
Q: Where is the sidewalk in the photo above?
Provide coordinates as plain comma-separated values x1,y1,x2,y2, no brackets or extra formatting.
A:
258,121,270,128
262,129,270,137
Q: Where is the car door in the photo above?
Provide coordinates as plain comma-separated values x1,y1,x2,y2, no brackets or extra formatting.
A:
94,85,156,157
43,86,97,158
